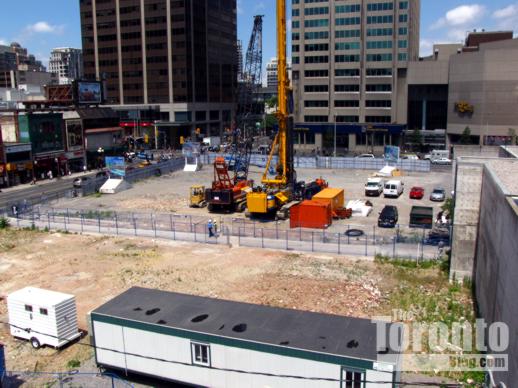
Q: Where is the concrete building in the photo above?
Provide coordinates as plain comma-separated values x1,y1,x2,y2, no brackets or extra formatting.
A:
237,40,243,81
291,0,420,154
447,34,518,146
49,48,83,85
79,0,237,141
266,57,278,88
449,149,518,386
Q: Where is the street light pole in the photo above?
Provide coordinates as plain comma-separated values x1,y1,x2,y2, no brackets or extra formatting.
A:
334,114,337,157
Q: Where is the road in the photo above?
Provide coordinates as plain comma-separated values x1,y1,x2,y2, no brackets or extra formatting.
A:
0,172,95,209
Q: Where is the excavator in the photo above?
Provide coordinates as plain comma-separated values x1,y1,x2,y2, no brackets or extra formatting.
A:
205,132,253,213
246,0,298,220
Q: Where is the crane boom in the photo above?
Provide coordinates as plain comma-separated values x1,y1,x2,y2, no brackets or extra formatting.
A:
261,0,292,188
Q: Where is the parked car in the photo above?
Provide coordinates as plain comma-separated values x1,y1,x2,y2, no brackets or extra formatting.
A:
73,176,90,188
96,171,109,179
423,154,431,160
365,178,384,197
430,188,446,202
378,205,398,228
355,153,375,159
383,180,404,198
431,157,452,165
423,227,451,246
409,186,425,199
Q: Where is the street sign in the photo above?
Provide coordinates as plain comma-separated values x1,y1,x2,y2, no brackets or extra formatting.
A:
105,156,126,177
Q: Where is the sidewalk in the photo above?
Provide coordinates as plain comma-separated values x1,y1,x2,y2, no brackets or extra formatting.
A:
0,170,96,194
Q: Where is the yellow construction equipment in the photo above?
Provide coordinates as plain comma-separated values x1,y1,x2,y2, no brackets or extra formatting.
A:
189,185,206,208
246,0,296,219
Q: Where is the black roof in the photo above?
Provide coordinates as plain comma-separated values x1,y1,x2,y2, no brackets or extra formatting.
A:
92,287,401,363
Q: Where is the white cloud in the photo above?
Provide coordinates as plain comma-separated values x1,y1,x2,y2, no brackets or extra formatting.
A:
492,4,518,19
492,3,518,30
237,0,243,15
287,18,292,33
25,21,64,34
431,4,485,29
0,38,8,46
420,39,434,56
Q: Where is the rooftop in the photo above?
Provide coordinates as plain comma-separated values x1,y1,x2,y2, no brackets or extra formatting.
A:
8,287,75,306
92,287,400,363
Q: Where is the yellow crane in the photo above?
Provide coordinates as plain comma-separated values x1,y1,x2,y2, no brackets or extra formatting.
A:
246,0,296,219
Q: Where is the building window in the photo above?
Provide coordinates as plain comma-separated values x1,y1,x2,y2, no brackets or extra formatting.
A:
399,14,408,23
191,342,211,366
366,40,392,49
304,84,329,93
367,28,393,37
210,111,219,120
367,15,393,24
335,54,360,63
399,1,408,9
366,115,391,123
335,29,361,38
366,68,392,76
292,32,300,40
292,0,299,3
337,115,359,123
195,111,206,121
292,44,300,52
25,305,33,312
293,56,300,64
335,42,360,51
292,9,299,16
304,55,328,64
40,308,48,315
399,27,408,35
398,40,408,48
367,2,393,11
304,6,329,15
398,52,408,61
304,115,328,122
335,69,360,77
336,4,361,13
305,43,329,52
366,100,392,108
304,31,329,40
366,53,393,62
366,84,392,92
335,100,360,107
304,19,329,28
292,20,300,29
305,69,329,77
305,100,329,107
335,84,360,92
336,17,361,26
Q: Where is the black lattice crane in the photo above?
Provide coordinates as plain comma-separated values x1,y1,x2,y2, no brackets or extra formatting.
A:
236,15,263,123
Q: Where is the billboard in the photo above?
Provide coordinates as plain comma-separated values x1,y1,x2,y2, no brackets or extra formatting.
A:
77,81,102,104
105,156,126,177
384,145,400,162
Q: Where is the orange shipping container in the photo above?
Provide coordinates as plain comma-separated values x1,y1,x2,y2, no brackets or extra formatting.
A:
290,200,332,229
312,188,344,212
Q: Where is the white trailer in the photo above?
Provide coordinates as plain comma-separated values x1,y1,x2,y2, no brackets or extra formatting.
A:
7,287,81,349
91,287,402,388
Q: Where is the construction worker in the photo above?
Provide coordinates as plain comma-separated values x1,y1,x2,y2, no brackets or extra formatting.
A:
213,220,218,236
207,219,214,237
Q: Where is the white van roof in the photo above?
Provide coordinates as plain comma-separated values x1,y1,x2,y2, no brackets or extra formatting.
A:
8,287,75,306
386,180,401,185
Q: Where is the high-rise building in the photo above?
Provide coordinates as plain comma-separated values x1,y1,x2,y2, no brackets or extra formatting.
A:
237,40,243,81
79,0,237,138
49,48,83,84
266,57,278,88
291,0,420,154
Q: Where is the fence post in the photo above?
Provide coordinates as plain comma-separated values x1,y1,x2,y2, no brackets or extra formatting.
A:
238,227,241,246
226,226,230,247
194,222,197,242
338,233,341,254
373,225,376,245
365,234,368,256
392,235,396,258
63,213,67,231
66,208,70,224
133,214,137,236
285,230,289,250
261,228,264,248
190,215,193,232
98,214,101,233
299,227,302,241
169,214,173,232
172,219,176,240
115,213,119,235
347,225,350,244
276,221,279,240
253,221,256,238
47,211,51,230
153,215,157,238
311,231,314,252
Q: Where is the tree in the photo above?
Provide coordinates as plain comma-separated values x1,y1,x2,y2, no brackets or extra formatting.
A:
410,128,423,150
264,114,278,130
508,128,517,145
265,95,278,110
460,126,472,145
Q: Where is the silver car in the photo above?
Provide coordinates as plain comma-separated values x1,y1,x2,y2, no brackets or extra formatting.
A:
430,188,446,202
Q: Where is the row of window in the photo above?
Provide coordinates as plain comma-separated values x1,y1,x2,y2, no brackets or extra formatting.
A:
305,19,329,28
336,4,361,13
304,68,391,77
294,54,406,64
335,42,360,50
305,6,328,15
25,304,48,315
336,17,361,26
304,115,391,123
304,84,393,92
367,15,393,24
294,28,406,41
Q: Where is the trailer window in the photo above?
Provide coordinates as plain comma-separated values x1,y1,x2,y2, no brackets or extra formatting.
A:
341,368,364,388
40,308,48,316
24,305,33,312
191,342,210,366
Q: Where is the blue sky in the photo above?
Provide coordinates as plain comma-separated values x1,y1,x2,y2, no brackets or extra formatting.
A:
1,1,517,72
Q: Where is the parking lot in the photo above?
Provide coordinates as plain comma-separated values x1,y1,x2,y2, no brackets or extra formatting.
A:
52,163,452,237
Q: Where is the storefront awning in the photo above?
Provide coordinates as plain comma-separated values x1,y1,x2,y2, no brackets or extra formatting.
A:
85,127,124,134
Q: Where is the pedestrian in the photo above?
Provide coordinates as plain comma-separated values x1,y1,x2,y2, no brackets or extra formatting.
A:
12,205,18,218
30,177,37,185
207,219,214,237
213,220,218,236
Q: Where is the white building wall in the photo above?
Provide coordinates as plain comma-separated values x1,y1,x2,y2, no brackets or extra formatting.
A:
93,321,394,388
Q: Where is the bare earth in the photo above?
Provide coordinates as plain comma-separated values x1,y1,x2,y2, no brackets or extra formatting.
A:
0,229,388,374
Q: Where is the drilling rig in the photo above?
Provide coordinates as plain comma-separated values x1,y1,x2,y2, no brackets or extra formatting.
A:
246,0,297,219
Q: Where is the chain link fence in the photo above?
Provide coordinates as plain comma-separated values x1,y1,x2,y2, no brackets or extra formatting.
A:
9,206,450,261
1,370,133,388
200,153,431,172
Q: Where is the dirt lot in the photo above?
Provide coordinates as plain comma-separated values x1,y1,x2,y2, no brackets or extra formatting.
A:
56,165,452,234
0,228,477,386
0,228,436,370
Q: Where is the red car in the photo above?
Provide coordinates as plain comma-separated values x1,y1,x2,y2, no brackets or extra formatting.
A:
409,186,425,199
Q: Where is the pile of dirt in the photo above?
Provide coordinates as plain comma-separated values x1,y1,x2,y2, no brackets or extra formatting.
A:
119,194,185,213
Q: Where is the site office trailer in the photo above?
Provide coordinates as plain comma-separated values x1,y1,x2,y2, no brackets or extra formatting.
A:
90,287,401,388
7,287,81,349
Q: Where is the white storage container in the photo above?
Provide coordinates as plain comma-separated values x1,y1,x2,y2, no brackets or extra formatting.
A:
7,287,81,349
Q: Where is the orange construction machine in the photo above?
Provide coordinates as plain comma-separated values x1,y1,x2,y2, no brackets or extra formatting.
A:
205,156,252,213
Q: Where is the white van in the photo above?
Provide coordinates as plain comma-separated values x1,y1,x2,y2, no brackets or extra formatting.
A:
384,180,404,198
430,149,450,161
365,178,385,196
